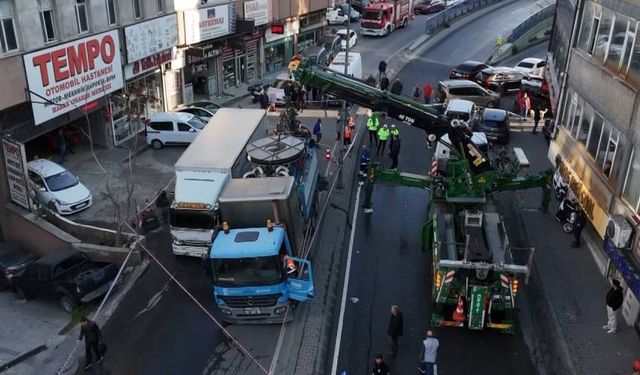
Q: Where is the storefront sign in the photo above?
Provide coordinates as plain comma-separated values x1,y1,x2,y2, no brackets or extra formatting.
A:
185,45,222,65
23,30,124,125
124,14,178,63
558,161,609,236
2,138,30,211
184,4,235,44
265,19,299,43
244,0,270,26
604,239,640,299
124,50,174,80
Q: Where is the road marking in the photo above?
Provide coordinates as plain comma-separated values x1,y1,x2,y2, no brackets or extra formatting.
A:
330,184,362,375
324,141,339,178
133,277,172,320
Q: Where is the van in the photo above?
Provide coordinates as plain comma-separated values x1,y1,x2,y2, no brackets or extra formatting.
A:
146,112,207,149
328,52,363,79
434,80,500,108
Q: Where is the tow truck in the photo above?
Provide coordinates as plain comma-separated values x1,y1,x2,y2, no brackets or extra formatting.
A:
293,60,552,332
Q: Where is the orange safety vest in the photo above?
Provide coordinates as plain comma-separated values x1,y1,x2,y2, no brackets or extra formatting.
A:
344,126,353,139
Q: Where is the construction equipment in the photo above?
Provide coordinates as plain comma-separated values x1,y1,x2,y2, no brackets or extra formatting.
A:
294,61,552,332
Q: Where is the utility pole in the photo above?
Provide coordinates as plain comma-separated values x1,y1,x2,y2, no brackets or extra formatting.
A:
336,0,352,190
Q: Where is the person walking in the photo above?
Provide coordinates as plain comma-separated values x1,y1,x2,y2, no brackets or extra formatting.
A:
521,93,531,119
423,83,433,104
387,305,404,356
571,208,587,248
389,135,401,169
418,330,439,375
371,354,391,375
380,76,390,92
377,124,390,156
57,128,67,164
378,60,387,83
532,106,541,134
412,85,421,101
367,113,380,146
360,145,371,182
389,124,400,150
603,279,624,334
79,316,104,370
390,80,403,95
343,124,352,146
313,118,322,145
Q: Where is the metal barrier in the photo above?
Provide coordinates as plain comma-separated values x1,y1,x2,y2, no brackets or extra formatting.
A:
424,0,500,34
511,3,556,41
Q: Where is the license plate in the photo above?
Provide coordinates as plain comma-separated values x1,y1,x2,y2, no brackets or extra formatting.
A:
243,307,262,315
76,202,87,208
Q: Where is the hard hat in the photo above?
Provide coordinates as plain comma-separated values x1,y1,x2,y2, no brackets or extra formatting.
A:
383,124,388,127
634,360,640,371
391,124,396,128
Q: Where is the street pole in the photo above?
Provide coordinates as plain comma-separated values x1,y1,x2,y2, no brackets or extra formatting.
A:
336,0,351,190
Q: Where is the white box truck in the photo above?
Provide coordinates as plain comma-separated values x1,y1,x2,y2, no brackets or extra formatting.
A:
170,108,268,257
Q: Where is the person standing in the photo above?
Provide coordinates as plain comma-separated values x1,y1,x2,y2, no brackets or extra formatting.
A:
389,124,400,150
313,118,322,145
603,279,624,334
57,128,67,164
343,124,352,146
532,106,541,134
412,85,421,101
371,354,391,375
389,135,401,169
387,305,404,356
360,145,371,181
418,330,439,375
367,114,380,146
377,124,390,156
380,76,390,92
571,208,587,248
259,92,270,109
390,80,403,96
423,83,433,104
378,60,387,83
521,93,531,119
79,316,103,370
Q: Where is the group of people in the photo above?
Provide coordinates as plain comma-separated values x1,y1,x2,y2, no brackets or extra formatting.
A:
365,112,402,169
371,305,440,375
374,60,434,104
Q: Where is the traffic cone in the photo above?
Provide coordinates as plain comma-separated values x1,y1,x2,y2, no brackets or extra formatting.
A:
453,296,465,322
325,147,331,161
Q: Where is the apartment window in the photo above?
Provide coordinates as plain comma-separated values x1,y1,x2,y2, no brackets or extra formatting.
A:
619,21,637,74
570,99,582,138
39,0,56,43
605,15,629,69
593,7,614,61
156,0,164,13
105,0,117,26
629,32,640,84
622,148,640,213
576,102,593,146
596,125,610,166
75,0,89,34
600,128,620,178
132,0,142,19
577,2,597,52
0,0,18,53
587,112,604,159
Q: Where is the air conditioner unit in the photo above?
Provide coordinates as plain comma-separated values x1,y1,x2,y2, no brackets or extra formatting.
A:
606,215,633,248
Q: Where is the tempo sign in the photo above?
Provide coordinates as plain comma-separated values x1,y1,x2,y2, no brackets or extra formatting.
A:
23,30,124,125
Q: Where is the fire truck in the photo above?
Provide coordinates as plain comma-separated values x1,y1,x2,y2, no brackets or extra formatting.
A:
360,0,413,36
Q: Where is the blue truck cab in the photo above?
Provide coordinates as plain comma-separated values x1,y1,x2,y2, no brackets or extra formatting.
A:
210,225,314,324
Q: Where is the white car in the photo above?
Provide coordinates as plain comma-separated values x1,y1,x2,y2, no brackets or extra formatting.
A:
27,159,92,215
336,29,357,50
513,57,546,75
175,101,222,122
267,73,294,106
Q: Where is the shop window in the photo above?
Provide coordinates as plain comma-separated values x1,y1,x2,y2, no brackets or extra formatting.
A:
156,0,164,13
622,148,640,212
577,2,596,52
265,44,286,74
132,0,142,20
587,112,604,159
576,102,593,146
593,7,614,61
605,15,629,70
105,0,117,26
39,0,56,43
75,0,89,34
223,59,235,89
0,0,18,53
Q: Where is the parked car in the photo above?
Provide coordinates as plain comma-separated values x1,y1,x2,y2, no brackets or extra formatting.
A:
434,80,501,108
449,60,490,79
27,159,92,215
267,73,302,106
472,108,510,144
520,74,549,98
336,28,357,50
318,35,342,64
326,4,360,25
0,243,36,290
474,66,526,93
444,99,479,124
513,57,546,75
414,0,445,14
11,249,118,313
146,112,206,149
302,45,331,66
175,101,222,122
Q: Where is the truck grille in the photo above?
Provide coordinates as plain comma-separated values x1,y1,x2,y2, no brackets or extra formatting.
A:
182,240,209,247
361,21,383,29
219,293,282,308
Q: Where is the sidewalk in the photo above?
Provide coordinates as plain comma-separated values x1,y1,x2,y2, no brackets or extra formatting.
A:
506,132,640,375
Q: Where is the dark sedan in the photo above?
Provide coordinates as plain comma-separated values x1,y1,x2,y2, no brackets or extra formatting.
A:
449,61,490,80
415,0,445,14
473,108,510,144
0,243,36,290
474,66,526,93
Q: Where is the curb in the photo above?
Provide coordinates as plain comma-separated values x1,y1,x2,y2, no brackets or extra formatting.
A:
0,345,46,373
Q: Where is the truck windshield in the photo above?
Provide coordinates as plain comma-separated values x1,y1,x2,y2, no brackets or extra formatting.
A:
170,208,216,230
363,10,383,20
212,256,284,287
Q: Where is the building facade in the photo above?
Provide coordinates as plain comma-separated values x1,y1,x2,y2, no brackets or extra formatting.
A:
547,0,640,330
0,0,331,249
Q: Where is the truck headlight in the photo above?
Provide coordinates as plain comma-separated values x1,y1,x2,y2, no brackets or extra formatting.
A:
220,308,232,316
274,306,288,315
171,236,184,245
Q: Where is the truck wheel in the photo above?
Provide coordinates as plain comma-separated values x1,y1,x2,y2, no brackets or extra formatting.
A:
58,293,79,313
14,285,30,300
151,139,163,150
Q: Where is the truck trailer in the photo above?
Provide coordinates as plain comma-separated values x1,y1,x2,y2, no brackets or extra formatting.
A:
170,108,269,258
